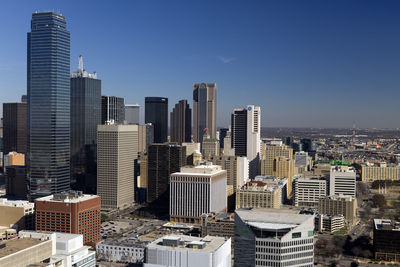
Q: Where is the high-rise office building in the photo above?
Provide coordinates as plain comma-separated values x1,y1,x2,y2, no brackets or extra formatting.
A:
97,124,138,210
35,191,101,246
234,209,315,267
0,198,34,231
170,165,227,224
125,104,140,124
170,100,191,144
101,96,125,124
6,166,27,199
219,128,229,149
236,180,281,209
27,12,71,198
145,97,168,143
293,176,327,207
2,102,27,155
261,144,293,175
193,83,217,144
146,144,186,203
202,132,220,157
70,56,101,194
329,165,356,197
138,123,154,153
231,105,261,178
318,195,357,224
373,219,400,262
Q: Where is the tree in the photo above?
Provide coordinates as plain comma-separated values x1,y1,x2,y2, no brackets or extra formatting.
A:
101,213,109,222
351,261,359,267
372,194,386,208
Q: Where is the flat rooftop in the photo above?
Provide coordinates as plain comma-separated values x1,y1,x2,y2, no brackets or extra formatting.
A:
35,191,99,203
0,198,34,208
147,235,228,253
236,208,311,226
0,238,46,258
175,165,225,176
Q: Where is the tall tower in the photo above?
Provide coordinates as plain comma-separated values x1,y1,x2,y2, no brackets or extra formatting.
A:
170,99,191,144
193,83,217,144
27,12,71,198
101,96,125,124
3,102,27,155
70,56,101,194
145,97,168,143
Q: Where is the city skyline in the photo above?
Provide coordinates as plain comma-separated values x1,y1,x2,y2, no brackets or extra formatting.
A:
1,0,400,128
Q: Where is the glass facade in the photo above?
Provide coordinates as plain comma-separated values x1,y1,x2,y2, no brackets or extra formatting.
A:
27,12,71,198
145,97,168,143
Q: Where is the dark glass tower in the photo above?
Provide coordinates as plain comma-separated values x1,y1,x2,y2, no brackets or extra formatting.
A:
193,83,217,144
3,102,27,155
145,97,168,143
101,96,125,124
219,128,228,149
170,100,191,144
27,12,71,198
231,109,247,157
70,56,101,194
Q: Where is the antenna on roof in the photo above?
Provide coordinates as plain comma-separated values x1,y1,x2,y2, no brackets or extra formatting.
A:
78,55,83,72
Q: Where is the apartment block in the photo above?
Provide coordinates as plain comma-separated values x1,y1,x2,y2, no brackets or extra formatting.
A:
294,176,327,207
362,164,400,182
236,180,281,209
318,195,357,223
200,212,234,240
315,214,345,233
329,166,356,197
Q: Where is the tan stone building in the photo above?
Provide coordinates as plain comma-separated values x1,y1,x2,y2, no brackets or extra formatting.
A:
273,156,295,196
362,164,400,182
0,198,34,231
261,144,293,175
138,154,148,188
202,137,220,157
318,195,357,223
236,180,281,209
200,212,234,240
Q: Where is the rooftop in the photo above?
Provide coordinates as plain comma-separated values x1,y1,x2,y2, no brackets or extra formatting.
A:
35,191,99,203
147,235,228,253
374,219,400,231
0,198,34,209
236,208,311,226
175,165,225,176
0,237,48,258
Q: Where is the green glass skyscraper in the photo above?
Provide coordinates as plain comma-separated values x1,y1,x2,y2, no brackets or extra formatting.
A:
27,12,71,198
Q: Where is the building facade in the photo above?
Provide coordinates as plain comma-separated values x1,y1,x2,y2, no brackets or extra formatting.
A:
261,144,293,176
2,102,27,155
6,166,27,199
373,219,400,262
145,97,168,143
193,83,217,144
125,104,140,124
236,180,281,209
170,100,191,144
169,165,227,224
101,96,125,124
315,214,345,233
97,124,138,210
318,195,357,223
362,165,400,182
96,239,147,263
0,198,34,230
293,177,327,207
138,124,154,153
329,166,356,197
27,12,71,198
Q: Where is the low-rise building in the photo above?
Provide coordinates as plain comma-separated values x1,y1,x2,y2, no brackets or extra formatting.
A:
200,212,234,240
144,234,231,267
96,238,148,263
373,219,400,262
294,176,327,207
236,180,281,209
0,198,34,230
318,195,357,224
362,164,400,182
315,214,345,233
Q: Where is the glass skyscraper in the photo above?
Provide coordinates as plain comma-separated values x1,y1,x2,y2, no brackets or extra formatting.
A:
27,12,71,198
145,97,168,143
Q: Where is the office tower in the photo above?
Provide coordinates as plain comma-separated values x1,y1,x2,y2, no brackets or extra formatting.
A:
138,123,154,153
208,155,248,191
169,165,227,224
282,136,293,146
70,56,101,194
202,132,220,157
329,165,356,197
315,214,345,233
139,154,148,189
144,235,231,267
223,129,235,156
4,151,25,167
236,180,281,209
97,124,138,210
373,219,400,262
318,195,357,223
219,128,228,149
300,138,316,153
261,144,293,175
145,97,168,143
234,209,315,267
170,100,191,144
6,166,27,199
35,191,100,246
193,83,217,144
27,12,71,198
2,102,27,155
125,104,140,124
293,176,327,207
273,156,295,196
147,144,186,204
0,198,34,230
101,96,125,124
361,163,400,182
21,95,27,103
295,151,309,167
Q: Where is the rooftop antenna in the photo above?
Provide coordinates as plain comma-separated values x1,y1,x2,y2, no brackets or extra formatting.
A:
352,121,356,144
78,55,83,72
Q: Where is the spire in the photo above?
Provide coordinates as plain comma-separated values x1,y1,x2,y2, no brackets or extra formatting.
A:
78,55,83,72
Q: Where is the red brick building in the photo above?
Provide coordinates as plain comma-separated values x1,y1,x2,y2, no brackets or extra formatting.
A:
35,191,100,246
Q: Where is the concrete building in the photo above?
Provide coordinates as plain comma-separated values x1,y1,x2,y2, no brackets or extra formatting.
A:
193,83,217,144
4,151,25,168
138,123,154,153
35,191,101,245
101,96,125,124
202,133,220,157
208,155,249,191
373,219,400,262
2,102,27,155
293,176,327,207
273,156,295,196
170,100,192,144
96,238,148,263
170,165,227,223
139,154,148,188
97,124,138,210
125,104,140,124
234,208,315,267
200,212,234,239
261,144,293,176
315,214,345,233
0,231,95,267
144,235,231,267
254,175,289,204
223,129,235,156
318,195,357,223
329,166,356,197
236,180,281,209
0,198,34,230
182,142,201,156
362,164,400,182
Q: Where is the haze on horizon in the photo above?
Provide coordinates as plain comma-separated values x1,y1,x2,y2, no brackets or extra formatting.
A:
0,0,399,129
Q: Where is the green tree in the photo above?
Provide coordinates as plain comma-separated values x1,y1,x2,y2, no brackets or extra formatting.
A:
372,194,386,208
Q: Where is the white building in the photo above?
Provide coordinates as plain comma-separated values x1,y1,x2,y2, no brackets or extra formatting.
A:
144,235,231,267
96,238,147,263
246,105,261,162
125,104,140,124
235,208,315,267
170,165,227,224
293,176,327,207
315,214,345,233
329,166,356,197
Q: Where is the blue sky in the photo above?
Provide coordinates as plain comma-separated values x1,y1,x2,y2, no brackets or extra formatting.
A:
1,0,400,128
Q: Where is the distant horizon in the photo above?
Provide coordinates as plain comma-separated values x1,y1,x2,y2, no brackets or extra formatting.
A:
1,0,400,128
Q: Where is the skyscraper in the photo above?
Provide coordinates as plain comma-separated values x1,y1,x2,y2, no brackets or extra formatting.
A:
170,100,191,144
70,56,101,194
2,102,27,155
145,97,168,143
193,83,217,144
125,104,140,124
27,12,70,198
101,96,125,124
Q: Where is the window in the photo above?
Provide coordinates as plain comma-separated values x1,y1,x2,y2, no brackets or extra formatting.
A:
292,232,301,239
308,230,314,237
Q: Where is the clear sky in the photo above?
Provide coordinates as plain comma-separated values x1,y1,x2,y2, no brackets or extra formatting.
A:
1,0,400,128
